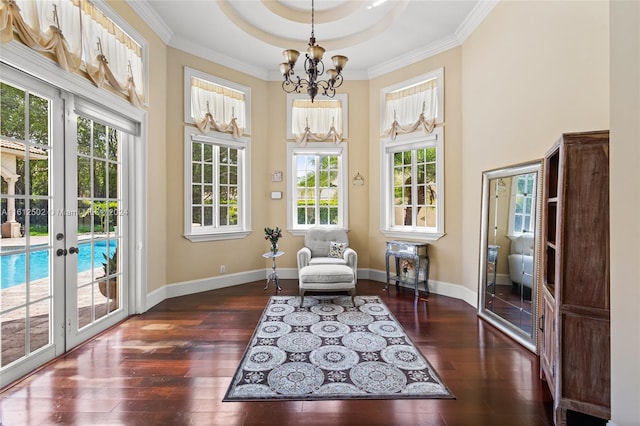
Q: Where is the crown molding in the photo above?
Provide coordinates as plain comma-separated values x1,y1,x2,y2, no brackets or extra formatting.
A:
367,34,461,80
455,0,500,43
170,35,269,81
126,0,173,44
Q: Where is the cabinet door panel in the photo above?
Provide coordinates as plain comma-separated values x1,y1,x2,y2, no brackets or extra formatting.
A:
560,313,610,407
562,144,609,310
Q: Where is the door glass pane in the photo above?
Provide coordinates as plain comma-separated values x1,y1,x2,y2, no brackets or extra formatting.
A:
1,81,53,369
76,116,123,329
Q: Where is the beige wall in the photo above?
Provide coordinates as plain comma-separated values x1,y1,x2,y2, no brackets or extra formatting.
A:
164,48,271,283
461,0,609,293
108,2,168,294
610,1,640,424
368,47,464,286
262,79,371,269
160,51,371,282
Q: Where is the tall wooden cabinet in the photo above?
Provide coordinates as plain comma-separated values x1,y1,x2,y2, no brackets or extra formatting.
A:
540,130,610,425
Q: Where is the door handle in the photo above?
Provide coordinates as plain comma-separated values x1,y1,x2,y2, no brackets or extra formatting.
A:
68,246,79,255
56,248,67,257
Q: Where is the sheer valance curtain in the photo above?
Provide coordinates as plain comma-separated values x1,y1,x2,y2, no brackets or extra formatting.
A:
0,0,145,106
190,78,246,139
292,99,343,146
383,79,437,140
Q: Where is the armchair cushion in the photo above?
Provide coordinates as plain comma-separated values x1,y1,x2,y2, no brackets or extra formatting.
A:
328,241,347,258
299,264,354,284
305,227,349,258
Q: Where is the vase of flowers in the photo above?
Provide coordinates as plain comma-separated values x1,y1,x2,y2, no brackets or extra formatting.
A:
264,226,282,254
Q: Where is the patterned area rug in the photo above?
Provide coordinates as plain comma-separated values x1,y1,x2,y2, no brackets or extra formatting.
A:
223,295,454,401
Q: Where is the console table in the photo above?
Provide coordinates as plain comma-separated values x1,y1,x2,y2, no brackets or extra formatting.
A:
385,241,429,297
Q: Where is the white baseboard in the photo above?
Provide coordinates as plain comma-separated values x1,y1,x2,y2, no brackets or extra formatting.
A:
146,267,479,312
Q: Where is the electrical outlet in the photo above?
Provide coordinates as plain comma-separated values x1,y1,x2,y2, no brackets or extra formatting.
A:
220,265,225,274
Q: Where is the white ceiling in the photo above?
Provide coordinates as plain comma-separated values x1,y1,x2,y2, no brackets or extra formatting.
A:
127,0,497,80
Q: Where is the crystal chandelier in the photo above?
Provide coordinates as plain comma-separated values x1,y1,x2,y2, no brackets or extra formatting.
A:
279,0,348,102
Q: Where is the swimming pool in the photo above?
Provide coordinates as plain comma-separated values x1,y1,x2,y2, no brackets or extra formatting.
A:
1,240,117,289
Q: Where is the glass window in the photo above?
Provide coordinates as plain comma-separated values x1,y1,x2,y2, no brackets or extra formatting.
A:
184,128,250,241
380,70,444,240
509,173,537,235
382,130,444,238
287,143,348,233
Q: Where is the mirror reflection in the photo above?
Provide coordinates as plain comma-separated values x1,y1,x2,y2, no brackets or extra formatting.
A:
478,161,542,351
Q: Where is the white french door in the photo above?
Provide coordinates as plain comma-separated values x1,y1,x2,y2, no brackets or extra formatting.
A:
0,64,133,386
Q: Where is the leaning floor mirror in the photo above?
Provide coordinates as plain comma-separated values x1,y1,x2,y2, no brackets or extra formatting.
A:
478,160,542,352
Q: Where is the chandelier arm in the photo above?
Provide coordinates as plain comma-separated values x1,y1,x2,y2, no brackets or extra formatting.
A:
332,74,344,89
279,0,347,102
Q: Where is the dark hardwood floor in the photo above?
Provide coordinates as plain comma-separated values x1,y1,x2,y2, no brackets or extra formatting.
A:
0,280,554,425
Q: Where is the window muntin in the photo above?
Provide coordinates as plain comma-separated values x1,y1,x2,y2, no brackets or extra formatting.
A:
184,129,250,241
287,143,348,233
381,129,444,239
509,173,537,235
392,146,437,229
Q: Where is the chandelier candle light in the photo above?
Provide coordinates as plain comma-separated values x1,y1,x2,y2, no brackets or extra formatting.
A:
279,0,348,102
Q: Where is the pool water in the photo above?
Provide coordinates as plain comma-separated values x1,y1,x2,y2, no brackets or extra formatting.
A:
1,240,117,289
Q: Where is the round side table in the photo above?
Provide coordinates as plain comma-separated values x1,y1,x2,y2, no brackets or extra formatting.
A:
262,251,284,293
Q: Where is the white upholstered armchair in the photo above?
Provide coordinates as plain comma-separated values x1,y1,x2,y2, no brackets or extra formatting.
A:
296,226,358,305
296,226,357,280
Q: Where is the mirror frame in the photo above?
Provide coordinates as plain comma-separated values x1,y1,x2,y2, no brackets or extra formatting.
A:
477,160,543,352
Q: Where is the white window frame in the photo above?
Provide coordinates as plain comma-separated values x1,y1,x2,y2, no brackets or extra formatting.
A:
286,142,348,236
380,128,445,240
183,67,251,136
508,172,537,236
286,93,348,140
183,127,251,242
379,69,445,240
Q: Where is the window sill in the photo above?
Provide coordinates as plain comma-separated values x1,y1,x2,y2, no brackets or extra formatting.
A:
381,230,446,242
184,230,251,242
288,227,349,238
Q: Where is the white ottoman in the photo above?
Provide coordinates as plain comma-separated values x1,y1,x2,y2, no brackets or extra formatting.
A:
298,264,356,306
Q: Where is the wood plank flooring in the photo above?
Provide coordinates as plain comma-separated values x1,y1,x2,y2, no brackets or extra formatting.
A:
0,280,554,425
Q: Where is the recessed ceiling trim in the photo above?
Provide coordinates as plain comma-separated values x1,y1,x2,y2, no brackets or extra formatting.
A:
261,0,362,24
219,0,410,51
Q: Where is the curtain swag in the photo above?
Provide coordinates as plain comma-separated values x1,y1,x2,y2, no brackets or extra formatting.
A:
386,113,436,140
191,84,246,139
195,112,240,139
295,125,342,146
0,0,145,107
292,99,344,144
383,78,438,140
